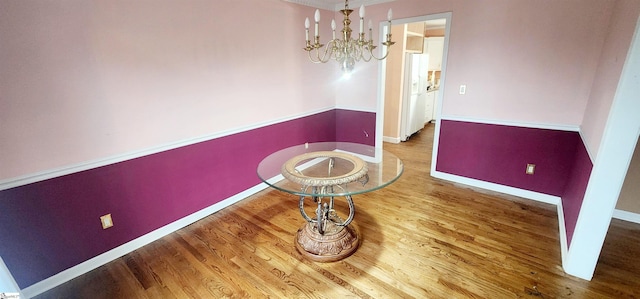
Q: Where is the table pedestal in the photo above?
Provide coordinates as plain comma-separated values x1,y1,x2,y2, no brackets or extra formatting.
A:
294,221,359,262
257,143,403,263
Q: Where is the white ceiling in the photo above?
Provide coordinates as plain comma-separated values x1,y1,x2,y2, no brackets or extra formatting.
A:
283,0,395,11
424,19,446,29
284,0,446,30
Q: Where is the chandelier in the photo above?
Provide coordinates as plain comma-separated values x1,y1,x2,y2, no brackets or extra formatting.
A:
303,0,395,74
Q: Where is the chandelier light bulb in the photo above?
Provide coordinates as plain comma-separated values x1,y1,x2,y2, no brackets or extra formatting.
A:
387,9,393,21
368,19,372,30
359,5,365,34
305,18,310,41
331,19,337,39
341,57,356,73
314,9,320,37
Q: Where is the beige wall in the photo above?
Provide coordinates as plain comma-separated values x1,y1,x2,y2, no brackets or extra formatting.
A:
383,24,407,140
616,137,640,213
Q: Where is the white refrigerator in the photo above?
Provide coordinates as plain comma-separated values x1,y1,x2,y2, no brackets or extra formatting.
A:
400,52,428,141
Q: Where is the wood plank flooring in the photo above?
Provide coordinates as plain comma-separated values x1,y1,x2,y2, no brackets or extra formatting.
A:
35,124,640,298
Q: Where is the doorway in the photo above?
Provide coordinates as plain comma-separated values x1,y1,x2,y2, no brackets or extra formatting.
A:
376,12,451,172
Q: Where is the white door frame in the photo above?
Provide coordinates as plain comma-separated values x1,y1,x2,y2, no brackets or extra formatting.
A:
563,16,640,280
375,12,452,158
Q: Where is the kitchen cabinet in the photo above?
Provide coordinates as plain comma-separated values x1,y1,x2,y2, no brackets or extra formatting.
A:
405,23,425,53
425,37,444,70
424,89,440,123
424,90,435,123
432,90,439,120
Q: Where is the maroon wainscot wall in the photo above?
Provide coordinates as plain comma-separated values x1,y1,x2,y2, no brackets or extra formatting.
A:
436,120,592,246
0,109,376,288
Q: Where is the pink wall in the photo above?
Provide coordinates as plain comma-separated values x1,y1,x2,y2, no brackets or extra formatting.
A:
0,0,338,181
440,0,611,126
2,0,632,181
338,0,615,126
581,0,640,160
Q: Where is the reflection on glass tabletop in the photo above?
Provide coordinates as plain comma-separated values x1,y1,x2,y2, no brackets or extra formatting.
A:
257,142,403,197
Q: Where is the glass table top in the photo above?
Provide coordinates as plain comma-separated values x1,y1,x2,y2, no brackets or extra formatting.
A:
257,142,403,197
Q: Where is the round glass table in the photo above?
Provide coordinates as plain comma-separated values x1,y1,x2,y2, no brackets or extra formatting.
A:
257,142,403,262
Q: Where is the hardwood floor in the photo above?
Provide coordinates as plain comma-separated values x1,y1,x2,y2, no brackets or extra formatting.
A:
36,123,640,298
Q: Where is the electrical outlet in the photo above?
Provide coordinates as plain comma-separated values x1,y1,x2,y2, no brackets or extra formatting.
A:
100,214,113,229
526,164,536,175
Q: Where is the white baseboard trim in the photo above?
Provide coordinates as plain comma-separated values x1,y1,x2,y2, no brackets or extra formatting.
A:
20,181,272,298
557,202,569,266
612,209,640,224
0,257,22,297
430,170,562,205
20,157,618,297
0,107,334,191
383,136,400,144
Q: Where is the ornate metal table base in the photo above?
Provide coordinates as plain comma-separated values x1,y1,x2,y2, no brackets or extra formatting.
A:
281,151,367,262
294,221,359,262
257,143,403,263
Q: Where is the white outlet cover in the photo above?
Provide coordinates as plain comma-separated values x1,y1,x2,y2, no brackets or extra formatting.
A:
100,214,113,229
526,164,536,174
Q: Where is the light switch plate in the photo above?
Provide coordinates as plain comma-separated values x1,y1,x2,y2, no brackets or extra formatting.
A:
459,85,466,95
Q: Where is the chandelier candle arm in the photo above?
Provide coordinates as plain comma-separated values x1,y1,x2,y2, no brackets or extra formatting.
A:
332,19,336,40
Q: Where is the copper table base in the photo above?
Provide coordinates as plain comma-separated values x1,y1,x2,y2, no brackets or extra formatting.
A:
294,221,359,262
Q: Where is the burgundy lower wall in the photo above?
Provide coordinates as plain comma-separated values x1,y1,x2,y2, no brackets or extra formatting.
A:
335,109,376,146
561,140,593,247
436,120,580,196
0,109,376,289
